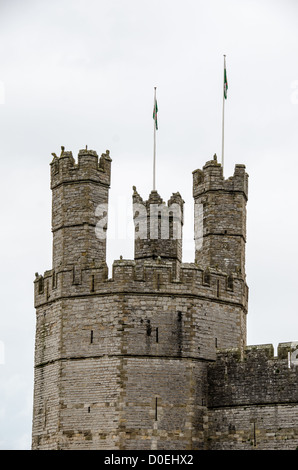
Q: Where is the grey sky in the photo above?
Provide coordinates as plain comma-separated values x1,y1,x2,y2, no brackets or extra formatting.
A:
0,0,297,449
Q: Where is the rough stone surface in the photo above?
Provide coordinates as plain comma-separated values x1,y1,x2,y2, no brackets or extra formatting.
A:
31,150,298,450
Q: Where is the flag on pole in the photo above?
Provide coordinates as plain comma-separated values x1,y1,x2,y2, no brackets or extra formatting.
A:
153,92,158,130
222,55,227,172
224,57,228,99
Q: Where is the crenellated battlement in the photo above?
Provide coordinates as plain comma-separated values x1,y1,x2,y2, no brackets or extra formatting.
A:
132,188,184,264
192,154,248,199
50,146,112,189
213,342,298,363
34,259,248,310
208,342,298,411
132,187,184,211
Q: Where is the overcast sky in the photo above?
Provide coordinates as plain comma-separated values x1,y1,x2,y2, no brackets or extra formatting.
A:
0,0,298,450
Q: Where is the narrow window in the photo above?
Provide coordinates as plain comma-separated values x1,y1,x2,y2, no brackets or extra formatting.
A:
157,273,161,290
52,271,56,288
146,320,152,336
43,399,47,429
90,275,95,292
169,212,173,239
158,212,161,239
227,275,233,291
155,397,158,421
88,406,91,413
177,311,182,322
215,337,218,348
90,330,94,344
156,327,159,343
203,270,210,286
253,421,256,447
217,280,220,297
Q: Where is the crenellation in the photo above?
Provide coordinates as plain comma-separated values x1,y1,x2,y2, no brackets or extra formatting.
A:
232,164,249,198
34,261,248,312
193,156,248,199
133,188,184,263
277,341,298,360
207,342,298,449
51,148,111,190
214,342,298,364
112,259,136,283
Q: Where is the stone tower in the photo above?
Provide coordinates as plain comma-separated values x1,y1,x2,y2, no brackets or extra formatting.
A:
193,155,248,277
32,150,249,450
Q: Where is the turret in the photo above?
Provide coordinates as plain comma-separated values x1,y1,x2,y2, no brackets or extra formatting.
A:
50,147,111,270
193,154,248,277
132,187,184,267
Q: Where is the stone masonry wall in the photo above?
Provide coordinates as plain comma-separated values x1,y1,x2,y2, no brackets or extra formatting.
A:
32,259,247,449
207,344,298,449
34,259,248,360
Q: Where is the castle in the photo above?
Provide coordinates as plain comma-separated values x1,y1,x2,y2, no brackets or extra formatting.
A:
32,147,298,450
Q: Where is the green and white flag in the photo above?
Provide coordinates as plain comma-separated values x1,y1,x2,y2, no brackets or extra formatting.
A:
224,57,228,99
153,94,158,130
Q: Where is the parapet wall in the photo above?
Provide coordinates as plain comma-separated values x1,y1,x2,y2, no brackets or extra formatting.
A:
34,259,248,311
192,157,248,199
207,343,298,449
132,188,184,263
50,148,111,189
208,343,298,408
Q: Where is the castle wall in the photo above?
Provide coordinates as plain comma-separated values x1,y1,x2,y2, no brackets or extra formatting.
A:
119,357,208,450
58,356,122,449
207,344,298,449
207,404,298,450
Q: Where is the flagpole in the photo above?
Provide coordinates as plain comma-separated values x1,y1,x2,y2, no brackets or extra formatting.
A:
153,86,157,191
221,55,226,174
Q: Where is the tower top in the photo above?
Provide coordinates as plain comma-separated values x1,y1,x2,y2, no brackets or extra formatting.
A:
133,187,184,264
50,146,112,189
192,156,248,199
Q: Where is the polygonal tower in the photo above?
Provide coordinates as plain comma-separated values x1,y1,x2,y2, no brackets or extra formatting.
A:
32,149,249,450
193,154,248,277
132,187,184,279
